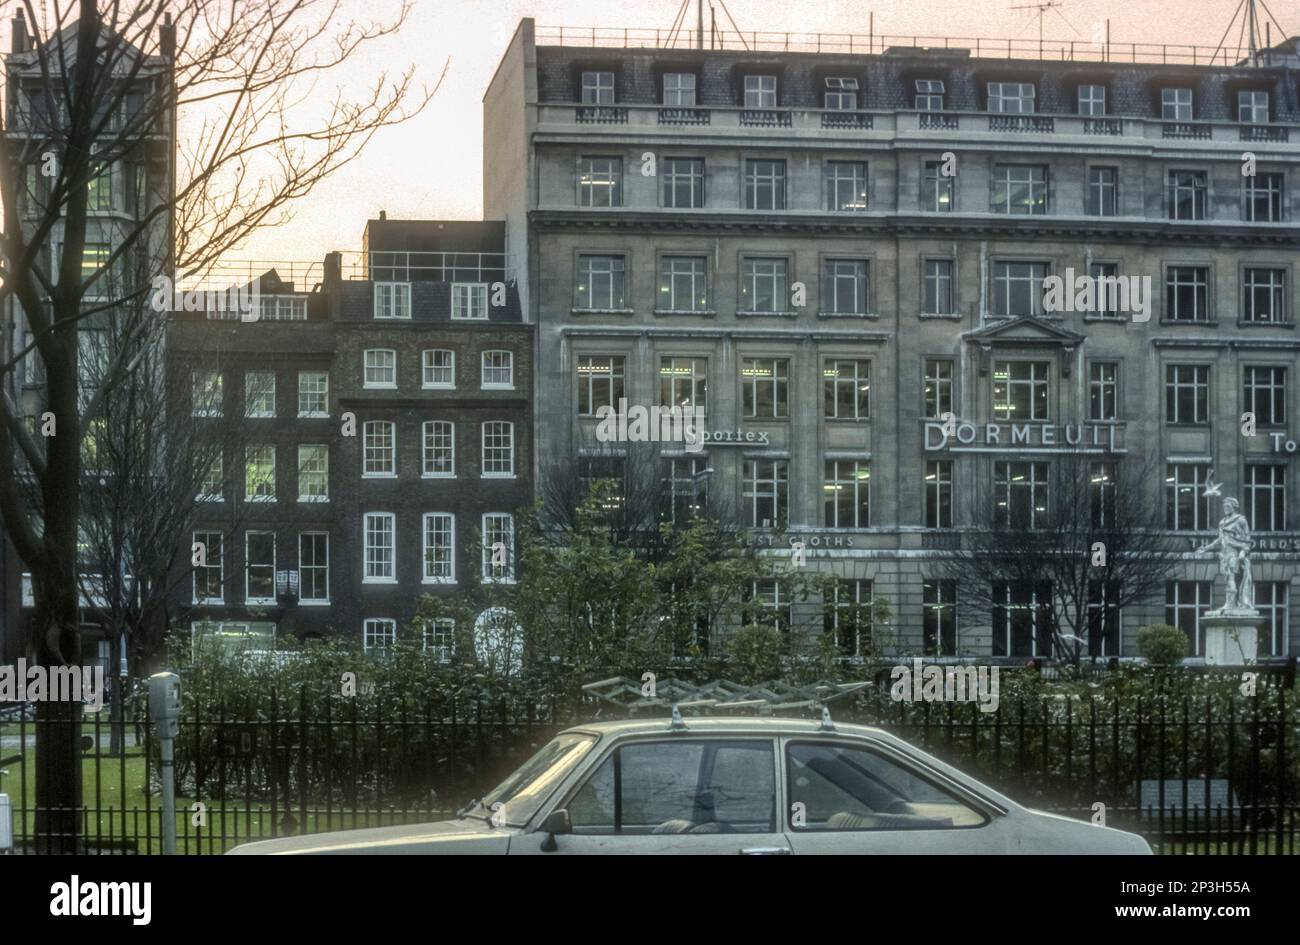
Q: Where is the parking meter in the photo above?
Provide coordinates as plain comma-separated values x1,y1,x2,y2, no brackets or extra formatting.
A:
149,672,181,853
149,673,181,738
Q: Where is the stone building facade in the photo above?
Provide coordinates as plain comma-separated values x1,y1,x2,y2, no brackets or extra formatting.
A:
484,19,1300,660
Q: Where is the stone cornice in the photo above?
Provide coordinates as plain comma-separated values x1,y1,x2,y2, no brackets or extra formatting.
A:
560,324,892,343
530,209,1300,246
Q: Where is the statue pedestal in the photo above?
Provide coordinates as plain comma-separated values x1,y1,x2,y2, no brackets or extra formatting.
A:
1202,613,1262,666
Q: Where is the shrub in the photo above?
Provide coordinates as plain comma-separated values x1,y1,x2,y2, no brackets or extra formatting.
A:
1136,624,1189,666
727,623,784,685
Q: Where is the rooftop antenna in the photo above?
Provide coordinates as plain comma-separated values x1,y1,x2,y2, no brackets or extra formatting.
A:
1010,2,1063,48
665,0,748,51
1210,0,1289,65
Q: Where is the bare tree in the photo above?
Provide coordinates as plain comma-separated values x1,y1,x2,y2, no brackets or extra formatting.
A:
74,293,270,753
0,0,433,850
938,450,1183,665
538,435,744,560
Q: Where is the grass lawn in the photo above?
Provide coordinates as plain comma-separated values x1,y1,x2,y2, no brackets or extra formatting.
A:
2,748,451,853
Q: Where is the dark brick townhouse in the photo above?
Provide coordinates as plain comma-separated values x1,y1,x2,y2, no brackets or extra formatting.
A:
168,219,532,657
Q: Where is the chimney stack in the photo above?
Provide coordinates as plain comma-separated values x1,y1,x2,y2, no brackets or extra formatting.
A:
379,209,387,221
159,12,175,59
324,251,342,287
12,9,27,54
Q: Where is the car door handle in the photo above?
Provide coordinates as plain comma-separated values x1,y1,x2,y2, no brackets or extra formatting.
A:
739,846,791,855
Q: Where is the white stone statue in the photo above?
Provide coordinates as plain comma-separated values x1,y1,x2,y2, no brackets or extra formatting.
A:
1197,497,1258,616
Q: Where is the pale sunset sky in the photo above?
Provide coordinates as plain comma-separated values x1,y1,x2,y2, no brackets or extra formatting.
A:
156,0,1300,262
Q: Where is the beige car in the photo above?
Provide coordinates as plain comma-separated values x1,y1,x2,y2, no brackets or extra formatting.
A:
228,716,1152,855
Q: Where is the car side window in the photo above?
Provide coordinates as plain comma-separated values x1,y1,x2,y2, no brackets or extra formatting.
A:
566,740,776,835
786,742,985,831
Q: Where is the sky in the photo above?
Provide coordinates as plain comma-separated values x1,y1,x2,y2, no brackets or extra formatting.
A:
180,0,1298,263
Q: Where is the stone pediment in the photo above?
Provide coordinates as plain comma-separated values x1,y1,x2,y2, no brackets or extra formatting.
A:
966,316,1085,346
965,317,1085,376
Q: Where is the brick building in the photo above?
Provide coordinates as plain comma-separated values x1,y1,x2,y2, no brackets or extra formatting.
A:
168,219,531,656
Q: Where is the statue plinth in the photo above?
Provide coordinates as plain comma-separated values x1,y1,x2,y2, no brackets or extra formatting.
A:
1202,612,1262,666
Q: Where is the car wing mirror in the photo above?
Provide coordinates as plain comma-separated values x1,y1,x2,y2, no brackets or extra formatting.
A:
539,809,571,852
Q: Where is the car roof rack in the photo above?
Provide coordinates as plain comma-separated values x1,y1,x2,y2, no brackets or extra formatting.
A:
581,677,872,731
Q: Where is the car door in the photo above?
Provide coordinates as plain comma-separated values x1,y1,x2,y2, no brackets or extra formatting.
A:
781,737,1010,854
521,736,789,855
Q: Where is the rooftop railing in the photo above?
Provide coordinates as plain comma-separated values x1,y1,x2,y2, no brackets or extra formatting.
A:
536,25,1292,67
341,250,514,284
174,251,516,295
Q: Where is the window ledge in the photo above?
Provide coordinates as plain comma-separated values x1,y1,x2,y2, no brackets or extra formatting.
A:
298,412,330,419
737,310,798,318
421,473,457,480
421,578,458,586
363,384,398,391
481,473,517,480
245,496,276,503
362,473,398,480
299,599,331,607
298,495,330,503
482,578,517,586
572,307,634,315
1159,319,1217,327
481,384,516,391
246,597,276,606
1237,319,1293,329
1081,315,1132,323
362,578,398,586
196,496,224,503
654,309,717,317
245,414,275,420
422,384,456,391
192,600,224,607
818,312,879,319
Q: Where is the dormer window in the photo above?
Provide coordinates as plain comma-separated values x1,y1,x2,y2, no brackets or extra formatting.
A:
988,82,1035,114
1161,88,1193,121
581,71,615,105
663,72,697,106
743,75,777,108
914,79,945,110
824,77,859,110
1238,90,1269,123
1077,84,1106,116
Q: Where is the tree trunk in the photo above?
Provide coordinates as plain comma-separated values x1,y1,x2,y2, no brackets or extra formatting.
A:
32,576,84,853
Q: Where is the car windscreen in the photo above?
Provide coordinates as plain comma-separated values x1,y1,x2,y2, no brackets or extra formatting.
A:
479,733,598,827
